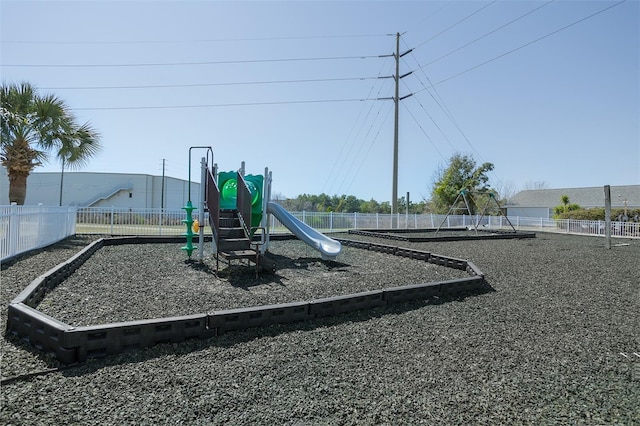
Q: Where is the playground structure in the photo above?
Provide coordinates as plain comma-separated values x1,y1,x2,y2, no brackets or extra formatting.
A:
436,189,517,234
4,149,495,365
182,147,342,276
348,189,535,242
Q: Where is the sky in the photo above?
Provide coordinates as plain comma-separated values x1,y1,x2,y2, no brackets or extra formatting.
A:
1,0,638,203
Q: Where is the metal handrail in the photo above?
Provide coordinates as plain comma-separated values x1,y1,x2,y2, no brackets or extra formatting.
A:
205,168,220,251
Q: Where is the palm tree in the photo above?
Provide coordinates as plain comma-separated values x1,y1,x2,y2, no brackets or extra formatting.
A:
1,82,101,205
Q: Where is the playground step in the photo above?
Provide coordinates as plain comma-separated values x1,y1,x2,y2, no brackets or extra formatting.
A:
214,207,269,276
219,227,245,239
219,249,258,261
220,217,240,227
219,210,240,227
219,209,239,217
219,238,251,251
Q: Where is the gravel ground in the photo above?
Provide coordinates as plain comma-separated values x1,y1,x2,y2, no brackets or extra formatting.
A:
34,239,469,326
1,232,638,425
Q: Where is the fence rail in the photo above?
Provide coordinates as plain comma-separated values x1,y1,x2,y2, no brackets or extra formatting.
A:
2,206,638,262
75,207,187,236
0,205,76,263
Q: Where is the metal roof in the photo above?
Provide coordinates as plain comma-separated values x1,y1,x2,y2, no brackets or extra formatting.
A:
506,185,640,208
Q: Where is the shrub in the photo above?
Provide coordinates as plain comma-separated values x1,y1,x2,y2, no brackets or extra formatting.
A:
556,208,640,222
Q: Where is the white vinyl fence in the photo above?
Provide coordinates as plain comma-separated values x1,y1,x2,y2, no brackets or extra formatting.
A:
72,207,640,238
0,204,76,263
2,206,639,262
75,207,187,236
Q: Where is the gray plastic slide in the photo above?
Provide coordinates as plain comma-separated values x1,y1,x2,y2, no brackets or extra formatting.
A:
267,202,342,261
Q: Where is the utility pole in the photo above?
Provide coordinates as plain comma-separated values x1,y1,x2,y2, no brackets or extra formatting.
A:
380,32,412,228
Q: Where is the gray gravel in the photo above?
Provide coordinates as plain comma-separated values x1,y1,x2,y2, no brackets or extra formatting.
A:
35,239,469,326
1,232,639,425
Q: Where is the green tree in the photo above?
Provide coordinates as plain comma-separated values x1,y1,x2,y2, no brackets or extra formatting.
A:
553,195,581,218
359,198,381,213
430,153,494,214
316,193,332,212
341,195,360,213
378,201,391,214
1,82,101,204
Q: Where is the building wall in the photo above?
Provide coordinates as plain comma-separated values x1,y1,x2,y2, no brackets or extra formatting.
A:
505,207,551,218
1,169,200,210
504,185,639,219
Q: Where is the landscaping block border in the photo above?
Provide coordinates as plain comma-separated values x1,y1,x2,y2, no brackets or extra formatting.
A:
6,236,485,364
348,228,536,242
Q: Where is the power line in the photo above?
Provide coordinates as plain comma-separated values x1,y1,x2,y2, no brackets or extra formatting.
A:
70,97,374,111
322,64,393,194
400,102,446,162
324,96,389,194
420,0,627,90
341,107,393,197
1,34,387,45
400,77,458,154
1,54,380,68
402,49,480,157
405,4,446,34
413,70,508,189
416,0,555,71
403,0,626,191
41,76,380,91
414,0,497,49
407,45,530,191
323,41,397,194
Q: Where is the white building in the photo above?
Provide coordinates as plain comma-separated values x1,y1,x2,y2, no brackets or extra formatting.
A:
504,185,639,219
0,169,200,210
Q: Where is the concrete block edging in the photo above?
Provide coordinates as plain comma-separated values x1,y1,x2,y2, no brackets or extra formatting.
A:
6,236,485,364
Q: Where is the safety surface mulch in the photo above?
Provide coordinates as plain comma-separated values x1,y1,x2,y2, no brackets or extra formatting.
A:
1,232,638,425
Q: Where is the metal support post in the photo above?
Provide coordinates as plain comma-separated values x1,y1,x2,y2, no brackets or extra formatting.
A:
604,185,611,249
198,157,207,261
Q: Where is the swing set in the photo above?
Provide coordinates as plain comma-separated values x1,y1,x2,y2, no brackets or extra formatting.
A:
436,189,516,234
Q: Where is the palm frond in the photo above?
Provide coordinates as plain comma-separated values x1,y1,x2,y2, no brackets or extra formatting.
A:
1,81,102,173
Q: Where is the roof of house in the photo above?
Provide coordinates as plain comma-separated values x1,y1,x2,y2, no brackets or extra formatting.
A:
506,185,640,208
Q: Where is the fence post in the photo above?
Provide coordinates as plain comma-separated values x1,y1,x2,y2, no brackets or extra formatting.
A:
354,212,357,230
69,206,76,235
604,185,612,249
329,211,333,232
38,203,44,246
110,206,115,235
8,203,18,259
